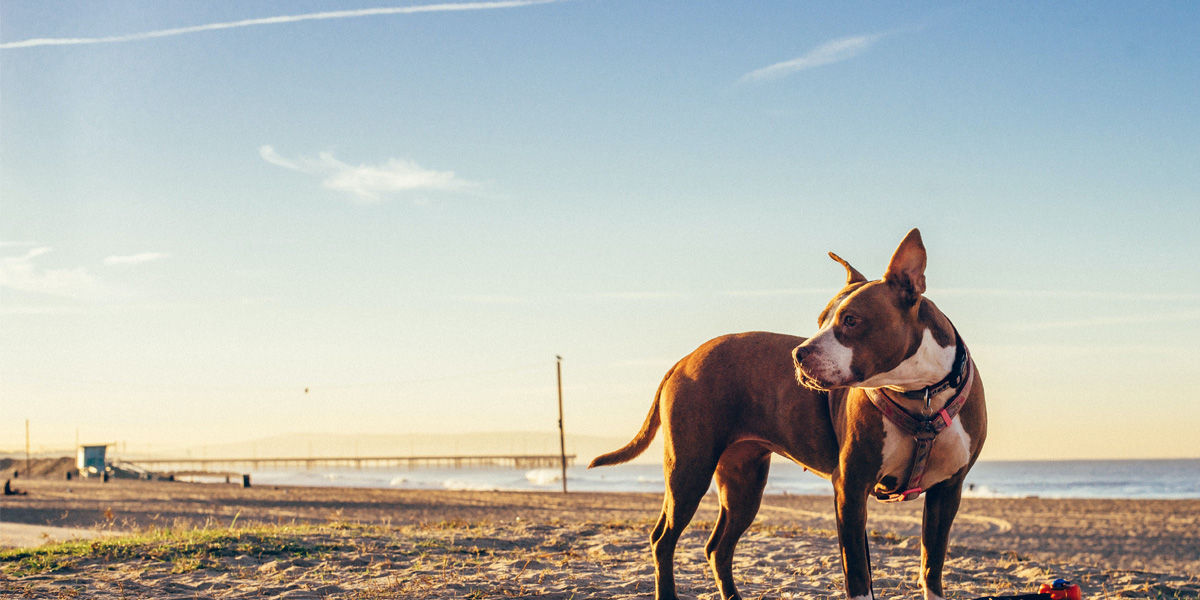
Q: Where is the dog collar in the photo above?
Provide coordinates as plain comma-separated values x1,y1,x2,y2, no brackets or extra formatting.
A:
865,334,975,503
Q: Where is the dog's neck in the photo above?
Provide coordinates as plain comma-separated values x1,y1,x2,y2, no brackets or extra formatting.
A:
858,328,957,394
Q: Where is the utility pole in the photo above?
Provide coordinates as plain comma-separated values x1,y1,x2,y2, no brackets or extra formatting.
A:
25,420,31,477
556,355,567,494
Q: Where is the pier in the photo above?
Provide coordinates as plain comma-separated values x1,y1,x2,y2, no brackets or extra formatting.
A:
125,454,575,474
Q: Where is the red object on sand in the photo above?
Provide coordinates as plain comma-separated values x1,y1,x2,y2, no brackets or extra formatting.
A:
1038,580,1082,600
971,579,1083,600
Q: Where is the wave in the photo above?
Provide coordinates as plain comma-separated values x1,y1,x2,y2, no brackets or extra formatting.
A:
525,469,562,486
236,459,1200,499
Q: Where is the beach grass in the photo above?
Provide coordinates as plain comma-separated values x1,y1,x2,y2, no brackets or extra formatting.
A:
0,523,340,577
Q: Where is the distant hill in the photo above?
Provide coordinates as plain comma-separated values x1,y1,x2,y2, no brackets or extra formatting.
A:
1,456,75,478
168,431,663,465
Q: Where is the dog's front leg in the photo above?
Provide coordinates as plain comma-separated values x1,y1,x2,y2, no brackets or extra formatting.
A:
919,473,965,600
833,471,874,600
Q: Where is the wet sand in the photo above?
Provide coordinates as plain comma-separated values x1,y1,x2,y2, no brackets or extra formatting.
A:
3,479,1198,598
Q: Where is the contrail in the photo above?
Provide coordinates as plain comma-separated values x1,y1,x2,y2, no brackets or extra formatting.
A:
1,0,561,50
738,33,884,84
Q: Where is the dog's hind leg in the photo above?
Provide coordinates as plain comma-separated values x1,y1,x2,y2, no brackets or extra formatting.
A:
706,442,771,600
651,460,717,600
651,444,720,599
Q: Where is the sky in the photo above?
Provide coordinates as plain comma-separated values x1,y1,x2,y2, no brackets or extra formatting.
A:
2,1,1198,461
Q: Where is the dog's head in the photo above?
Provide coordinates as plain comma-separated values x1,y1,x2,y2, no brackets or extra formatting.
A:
793,228,953,391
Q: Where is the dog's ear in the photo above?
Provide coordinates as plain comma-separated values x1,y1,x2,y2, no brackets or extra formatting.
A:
828,252,867,285
883,228,926,306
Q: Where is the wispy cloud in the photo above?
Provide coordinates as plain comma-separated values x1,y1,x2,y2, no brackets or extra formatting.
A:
0,248,110,299
0,305,89,316
261,146,472,202
1,0,561,50
104,252,171,266
739,33,884,84
454,288,847,304
974,343,1187,357
721,288,838,298
595,292,686,300
1006,310,1200,332
453,295,527,304
928,288,1200,302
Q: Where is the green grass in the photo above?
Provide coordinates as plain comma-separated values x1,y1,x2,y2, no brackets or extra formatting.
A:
0,524,340,577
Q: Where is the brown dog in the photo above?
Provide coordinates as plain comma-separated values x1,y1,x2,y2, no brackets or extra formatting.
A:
590,229,986,600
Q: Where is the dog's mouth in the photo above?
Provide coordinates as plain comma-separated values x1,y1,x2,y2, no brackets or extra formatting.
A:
795,368,832,392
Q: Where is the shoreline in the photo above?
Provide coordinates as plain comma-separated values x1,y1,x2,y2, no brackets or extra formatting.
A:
6,456,1200,500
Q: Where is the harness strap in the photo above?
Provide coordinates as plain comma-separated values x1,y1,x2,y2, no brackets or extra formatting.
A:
867,338,975,503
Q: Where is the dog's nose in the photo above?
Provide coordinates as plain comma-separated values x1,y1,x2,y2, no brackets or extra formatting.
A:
792,345,809,368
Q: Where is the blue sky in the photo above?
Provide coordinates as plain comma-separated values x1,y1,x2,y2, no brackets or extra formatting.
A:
2,1,1198,459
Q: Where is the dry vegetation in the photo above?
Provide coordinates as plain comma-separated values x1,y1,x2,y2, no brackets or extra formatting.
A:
5,517,1199,599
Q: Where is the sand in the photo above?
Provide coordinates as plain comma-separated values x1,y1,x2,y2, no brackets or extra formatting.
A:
2,478,1198,598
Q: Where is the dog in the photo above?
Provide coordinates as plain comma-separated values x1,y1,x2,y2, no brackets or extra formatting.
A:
590,229,986,600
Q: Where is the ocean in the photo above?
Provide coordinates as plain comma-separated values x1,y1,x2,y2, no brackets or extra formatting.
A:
236,458,1200,500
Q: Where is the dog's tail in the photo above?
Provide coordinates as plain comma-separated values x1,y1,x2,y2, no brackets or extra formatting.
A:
587,364,675,468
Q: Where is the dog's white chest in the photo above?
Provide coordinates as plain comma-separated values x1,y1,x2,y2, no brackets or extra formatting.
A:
878,414,972,492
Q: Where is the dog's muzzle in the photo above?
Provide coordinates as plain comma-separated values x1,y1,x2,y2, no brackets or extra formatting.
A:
792,345,831,391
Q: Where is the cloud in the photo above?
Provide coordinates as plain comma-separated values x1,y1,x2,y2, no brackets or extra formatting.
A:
928,288,1200,302
721,288,838,297
596,292,685,300
0,247,110,299
104,252,171,266
1,0,561,50
1006,310,1200,332
0,305,88,316
261,146,472,202
453,295,527,304
739,33,884,84
259,146,302,171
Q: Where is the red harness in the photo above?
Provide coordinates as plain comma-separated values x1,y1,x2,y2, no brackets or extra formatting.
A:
865,335,974,502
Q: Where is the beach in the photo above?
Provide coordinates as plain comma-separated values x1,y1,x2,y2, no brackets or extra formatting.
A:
2,478,1197,599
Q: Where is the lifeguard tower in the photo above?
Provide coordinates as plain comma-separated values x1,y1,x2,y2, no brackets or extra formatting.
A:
77,444,108,478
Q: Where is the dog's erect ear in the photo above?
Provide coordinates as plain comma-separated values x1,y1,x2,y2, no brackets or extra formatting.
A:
883,228,926,306
828,252,867,285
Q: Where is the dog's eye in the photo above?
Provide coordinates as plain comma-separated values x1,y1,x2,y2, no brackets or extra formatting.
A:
842,315,859,327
